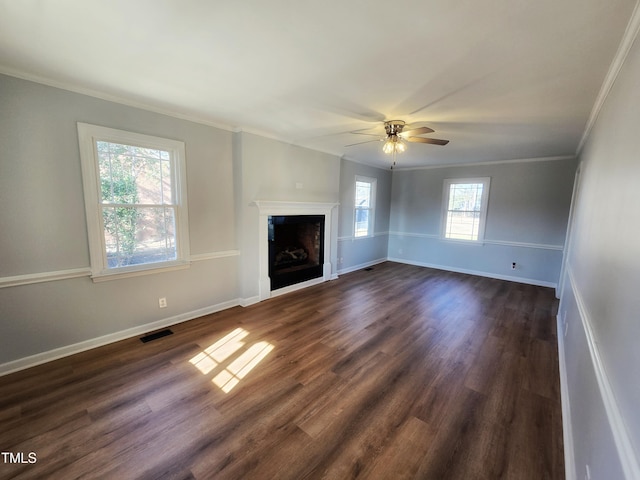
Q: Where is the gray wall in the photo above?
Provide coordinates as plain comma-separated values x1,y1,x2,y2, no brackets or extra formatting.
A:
236,132,341,302
388,159,578,286
0,74,239,367
558,27,640,478
337,158,392,273
0,74,343,369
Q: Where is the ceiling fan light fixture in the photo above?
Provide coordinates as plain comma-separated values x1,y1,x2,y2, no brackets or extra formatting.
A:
382,134,406,155
343,119,447,169
382,138,395,154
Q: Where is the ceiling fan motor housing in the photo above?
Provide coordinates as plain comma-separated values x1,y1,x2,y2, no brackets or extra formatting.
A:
384,120,405,136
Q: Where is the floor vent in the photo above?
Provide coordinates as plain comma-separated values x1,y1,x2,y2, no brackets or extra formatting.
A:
140,329,174,343
364,267,374,271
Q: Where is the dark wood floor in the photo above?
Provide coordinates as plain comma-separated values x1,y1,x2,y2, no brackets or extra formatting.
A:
0,262,564,480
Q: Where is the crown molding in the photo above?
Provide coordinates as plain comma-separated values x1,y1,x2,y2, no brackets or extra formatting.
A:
576,0,640,155
0,66,237,132
393,155,576,171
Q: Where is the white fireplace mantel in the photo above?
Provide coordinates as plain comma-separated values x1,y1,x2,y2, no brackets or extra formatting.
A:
252,200,339,301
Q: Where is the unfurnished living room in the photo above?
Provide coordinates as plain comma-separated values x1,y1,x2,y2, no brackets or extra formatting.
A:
1,1,639,479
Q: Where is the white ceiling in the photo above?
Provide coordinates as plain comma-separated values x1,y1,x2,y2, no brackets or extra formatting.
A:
0,0,637,168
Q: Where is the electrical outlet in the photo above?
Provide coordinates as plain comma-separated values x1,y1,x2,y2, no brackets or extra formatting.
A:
159,297,167,308
511,262,516,270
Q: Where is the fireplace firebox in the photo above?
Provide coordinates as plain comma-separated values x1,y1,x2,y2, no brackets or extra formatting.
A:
268,215,325,290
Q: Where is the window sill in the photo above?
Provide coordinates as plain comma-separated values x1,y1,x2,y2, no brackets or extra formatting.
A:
91,260,190,282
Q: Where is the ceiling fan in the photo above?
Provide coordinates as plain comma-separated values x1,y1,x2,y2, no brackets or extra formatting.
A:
345,120,449,168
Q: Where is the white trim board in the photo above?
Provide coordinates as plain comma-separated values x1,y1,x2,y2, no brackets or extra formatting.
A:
557,313,577,480
388,231,563,250
239,296,261,307
0,268,91,289
566,268,640,480
338,231,389,242
387,257,557,288
0,298,240,377
0,250,240,288
393,155,576,171
190,250,240,262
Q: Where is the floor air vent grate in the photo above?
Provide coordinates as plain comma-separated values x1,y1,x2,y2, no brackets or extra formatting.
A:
140,329,174,343
364,267,374,271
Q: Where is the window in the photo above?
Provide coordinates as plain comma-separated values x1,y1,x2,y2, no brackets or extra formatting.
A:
78,123,190,280
442,177,490,242
354,176,376,237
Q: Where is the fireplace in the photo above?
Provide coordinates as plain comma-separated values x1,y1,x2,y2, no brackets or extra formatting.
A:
269,215,325,290
253,201,337,301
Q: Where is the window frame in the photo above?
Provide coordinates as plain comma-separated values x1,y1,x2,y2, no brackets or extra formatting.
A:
354,175,377,238
78,123,190,281
441,177,491,243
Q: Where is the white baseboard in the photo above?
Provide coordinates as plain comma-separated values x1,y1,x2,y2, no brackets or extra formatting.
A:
0,298,240,377
387,257,557,288
239,296,260,307
557,313,577,480
337,258,387,275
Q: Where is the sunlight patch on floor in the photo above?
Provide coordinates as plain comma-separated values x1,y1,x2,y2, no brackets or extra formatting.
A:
213,342,274,393
189,328,273,393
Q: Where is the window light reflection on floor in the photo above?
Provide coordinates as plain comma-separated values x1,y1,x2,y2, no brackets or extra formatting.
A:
213,342,274,393
189,328,274,393
189,328,248,375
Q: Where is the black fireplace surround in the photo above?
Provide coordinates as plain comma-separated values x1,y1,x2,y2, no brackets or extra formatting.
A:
268,215,325,290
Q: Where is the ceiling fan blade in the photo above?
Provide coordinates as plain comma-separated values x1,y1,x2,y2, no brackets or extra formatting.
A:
344,139,383,147
400,126,435,137
407,137,449,146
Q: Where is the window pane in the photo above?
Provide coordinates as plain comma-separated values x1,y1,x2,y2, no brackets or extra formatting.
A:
97,141,114,203
134,207,176,264
446,211,480,241
103,205,139,267
355,208,370,237
98,144,137,205
355,181,371,207
449,183,483,212
102,207,119,259
102,206,177,268
136,147,161,159
161,159,173,204
97,141,173,206
472,185,483,210
134,156,163,204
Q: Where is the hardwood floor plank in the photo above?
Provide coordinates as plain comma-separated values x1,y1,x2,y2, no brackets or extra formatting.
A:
414,386,488,479
522,336,560,400
504,389,562,480
0,263,564,480
359,416,433,479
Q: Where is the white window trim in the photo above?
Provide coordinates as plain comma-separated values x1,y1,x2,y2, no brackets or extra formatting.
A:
78,123,190,281
354,175,376,238
441,177,490,244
